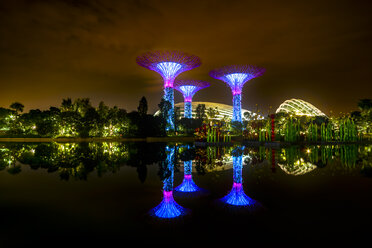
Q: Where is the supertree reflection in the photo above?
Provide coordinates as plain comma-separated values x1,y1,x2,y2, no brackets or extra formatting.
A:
220,146,258,208
175,160,206,194
150,146,186,218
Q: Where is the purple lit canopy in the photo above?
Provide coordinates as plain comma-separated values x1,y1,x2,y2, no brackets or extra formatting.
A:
136,51,201,88
209,65,265,95
174,79,210,102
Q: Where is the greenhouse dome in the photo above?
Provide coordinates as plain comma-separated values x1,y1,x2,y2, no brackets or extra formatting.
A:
276,99,327,117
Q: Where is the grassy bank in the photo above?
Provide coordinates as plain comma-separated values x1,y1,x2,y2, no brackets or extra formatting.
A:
0,136,196,143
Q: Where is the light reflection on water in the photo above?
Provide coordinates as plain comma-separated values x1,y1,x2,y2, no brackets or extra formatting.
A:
1,142,371,216
0,142,372,246
1,142,370,179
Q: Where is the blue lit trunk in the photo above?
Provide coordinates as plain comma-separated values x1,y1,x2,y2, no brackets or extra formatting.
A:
184,160,192,175
233,154,243,184
164,87,175,130
232,93,242,122
163,146,175,192
184,101,192,119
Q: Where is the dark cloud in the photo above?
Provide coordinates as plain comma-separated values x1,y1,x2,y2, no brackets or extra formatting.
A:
0,0,371,114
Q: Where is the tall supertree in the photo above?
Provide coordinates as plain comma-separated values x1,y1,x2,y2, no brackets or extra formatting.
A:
209,65,265,123
174,80,210,119
220,146,258,208
150,146,186,218
136,51,201,130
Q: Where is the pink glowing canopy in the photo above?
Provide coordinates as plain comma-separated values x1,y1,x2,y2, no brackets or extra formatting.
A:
209,64,265,95
174,79,210,102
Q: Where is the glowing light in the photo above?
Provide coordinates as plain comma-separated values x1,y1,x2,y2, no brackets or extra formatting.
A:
278,160,317,176
221,182,257,206
226,73,250,95
150,146,186,218
174,80,210,119
175,160,205,193
164,87,175,130
220,147,258,208
156,62,182,87
150,190,185,218
226,73,249,83
210,65,265,124
276,98,327,117
175,174,200,192
184,101,192,119
233,94,242,122
163,146,175,192
137,51,201,130
178,85,198,102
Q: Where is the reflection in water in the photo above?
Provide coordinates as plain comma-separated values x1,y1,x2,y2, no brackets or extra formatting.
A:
175,145,206,194
0,142,168,181
278,146,317,176
175,160,201,193
0,142,372,223
1,143,371,180
220,146,258,208
266,144,370,176
150,146,186,219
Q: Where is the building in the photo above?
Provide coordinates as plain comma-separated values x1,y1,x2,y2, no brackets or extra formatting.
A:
155,101,263,120
276,98,327,117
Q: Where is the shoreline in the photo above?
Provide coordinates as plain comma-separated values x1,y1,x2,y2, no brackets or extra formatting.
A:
0,137,196,143
0,137,370,145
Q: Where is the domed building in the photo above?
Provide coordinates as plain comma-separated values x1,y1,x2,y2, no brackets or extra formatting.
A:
155,101,263,120
276,98,327,117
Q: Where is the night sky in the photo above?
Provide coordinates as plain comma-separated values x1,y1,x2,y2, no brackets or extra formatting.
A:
0,0,371,115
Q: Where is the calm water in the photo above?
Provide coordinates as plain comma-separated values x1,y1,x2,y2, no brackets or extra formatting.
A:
0,142,371,247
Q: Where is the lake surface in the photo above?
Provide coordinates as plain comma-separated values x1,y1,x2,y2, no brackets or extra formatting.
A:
0,142,371,247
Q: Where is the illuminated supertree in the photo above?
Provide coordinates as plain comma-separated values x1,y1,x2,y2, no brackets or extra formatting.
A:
220,146,258,208
209,65,265,123
150,146,186,218
174,80,210,118
136,51,201,129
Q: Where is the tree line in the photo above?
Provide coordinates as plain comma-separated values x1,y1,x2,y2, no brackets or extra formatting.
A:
0,97,168,138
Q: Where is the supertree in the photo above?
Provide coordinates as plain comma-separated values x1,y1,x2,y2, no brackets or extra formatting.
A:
174,79,210,119
136,51,201,130
150,146,186,218
220,146,258,208
209,65,265,123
